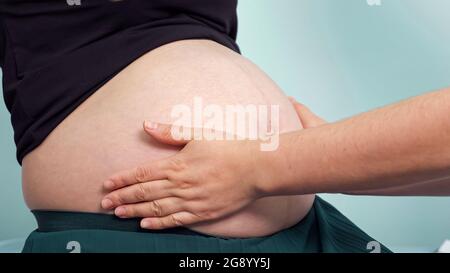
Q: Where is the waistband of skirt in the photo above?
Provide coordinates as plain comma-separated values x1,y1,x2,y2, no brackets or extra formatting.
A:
31,210,209,237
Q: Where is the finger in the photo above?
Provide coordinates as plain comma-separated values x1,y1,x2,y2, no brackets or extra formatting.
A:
102,179,174,209
140,212,202,229
104,160,171,191
114,198,185,218
143,121,191,146
288,97,326,128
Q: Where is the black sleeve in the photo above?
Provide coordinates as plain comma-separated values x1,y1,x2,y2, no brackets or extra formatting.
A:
0,19,5,68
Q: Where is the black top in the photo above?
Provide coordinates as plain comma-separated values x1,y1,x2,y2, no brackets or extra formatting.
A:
0,0,240,165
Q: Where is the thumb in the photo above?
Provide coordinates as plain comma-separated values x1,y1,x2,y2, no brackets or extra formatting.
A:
143,121,191,146
288,97,327,128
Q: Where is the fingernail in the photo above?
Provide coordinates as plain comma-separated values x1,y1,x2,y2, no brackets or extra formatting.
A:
104,180,115,189
115,207,126,217
101,198,113,209
144,121,158,130
141,219,151,229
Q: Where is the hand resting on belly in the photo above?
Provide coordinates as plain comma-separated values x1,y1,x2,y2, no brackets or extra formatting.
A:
21,40,315,238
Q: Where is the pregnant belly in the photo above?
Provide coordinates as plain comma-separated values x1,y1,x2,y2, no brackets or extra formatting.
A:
21,40,315,238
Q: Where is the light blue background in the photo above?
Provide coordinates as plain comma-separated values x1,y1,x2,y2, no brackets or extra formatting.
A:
1,0,449,252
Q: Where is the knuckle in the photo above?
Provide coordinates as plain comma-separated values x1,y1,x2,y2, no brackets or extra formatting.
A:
196,203,221,220
161,126,173,139
170,214,183,227
134,183,147,201
201,210,218,220
177,180,192,190
112,193,124,204
149,201,163,217
168,157,187,172
135,166,150,182
181,187,204,201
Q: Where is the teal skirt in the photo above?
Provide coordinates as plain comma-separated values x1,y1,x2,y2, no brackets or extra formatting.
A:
22,196,391,253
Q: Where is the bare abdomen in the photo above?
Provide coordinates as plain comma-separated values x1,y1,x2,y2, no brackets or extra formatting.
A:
21,40,314,238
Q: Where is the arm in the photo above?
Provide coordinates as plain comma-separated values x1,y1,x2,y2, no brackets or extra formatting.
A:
264,88,450,196
101,88,450,229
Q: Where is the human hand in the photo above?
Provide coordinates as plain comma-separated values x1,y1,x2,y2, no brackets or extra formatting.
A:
101,97,325,229
101,128,266,229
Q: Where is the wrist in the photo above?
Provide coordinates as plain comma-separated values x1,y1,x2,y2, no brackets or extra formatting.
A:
254,131,312,197
236,139,274,199
247,135,293,197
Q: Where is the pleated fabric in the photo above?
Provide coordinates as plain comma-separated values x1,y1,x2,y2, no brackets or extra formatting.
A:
22,197,391,253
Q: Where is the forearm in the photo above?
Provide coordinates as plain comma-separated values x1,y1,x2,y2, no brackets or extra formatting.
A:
262,88,450,196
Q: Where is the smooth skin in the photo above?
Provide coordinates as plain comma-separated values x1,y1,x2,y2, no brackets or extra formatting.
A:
102,88,450,229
